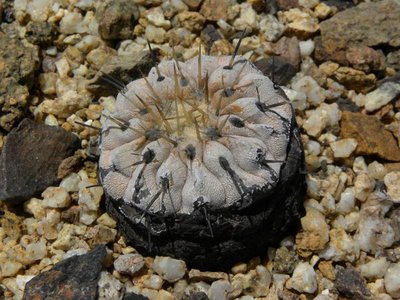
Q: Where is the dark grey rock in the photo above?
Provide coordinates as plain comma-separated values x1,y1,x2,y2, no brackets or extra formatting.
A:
335,267,372,300
337,98,360,113
23,245,107,300
96,0,140,40
0,119,81,204
201,24,223,49
254,57,298,86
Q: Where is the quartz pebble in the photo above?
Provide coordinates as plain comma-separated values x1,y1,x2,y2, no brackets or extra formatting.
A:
384,171,400,203
330,138,357,158
259,14,284,42
113,253,144,276
286,262,317,293
364,81,400,112
303,103,341,137
292,75,326,106
384,263,400,299
208,280,233,300
358,257,390,280
152,256,187,283
98,271,123,300
41,187,71,208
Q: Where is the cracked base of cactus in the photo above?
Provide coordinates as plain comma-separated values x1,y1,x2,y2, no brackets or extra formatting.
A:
99,54,306,269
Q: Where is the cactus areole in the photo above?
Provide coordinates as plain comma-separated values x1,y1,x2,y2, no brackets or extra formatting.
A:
99,54,306,269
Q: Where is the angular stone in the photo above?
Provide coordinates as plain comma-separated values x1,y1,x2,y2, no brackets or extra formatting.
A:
96,0,139,40
341,112,400,161
0,119,81,204
200,0,236,22
334,67,376,93
23,245,107,300
254,57,297,86
316,0,400,68
335,267,372,300
274,36,301,71
320,0,400,49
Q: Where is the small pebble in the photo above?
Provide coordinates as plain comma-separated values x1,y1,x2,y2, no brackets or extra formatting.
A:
330,138,357,158
152,256,187,283
113,253,144,276
286,262,317,293
41,187,71,208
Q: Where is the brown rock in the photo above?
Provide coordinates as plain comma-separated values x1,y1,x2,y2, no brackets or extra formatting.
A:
210,39,234,56
333,67,376,93
320,0,400,49
23,245,107,300
318,261,336,281
317,0,400,68
96,0,139,40
273,36,301,71
345,46,385,73
200,0,236,22
0,119,81,204
176,11,205,32
341,111,400,161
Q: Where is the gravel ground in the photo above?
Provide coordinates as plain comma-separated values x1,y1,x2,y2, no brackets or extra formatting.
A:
0,0,400,299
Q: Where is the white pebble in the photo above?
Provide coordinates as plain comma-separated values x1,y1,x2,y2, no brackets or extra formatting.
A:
365,81,400,112
384,171,400,203
142,274,164,290
60,173,81,192
292,75,326,106
299,40,315,57
208,280,233,300
16,275,34,291
336,187,355,214
44,114,59,126
41,186,71,208
368,161,387,180
286,262,317,293
26,241,47,261
152,256,187,283
303,103,341,137
384,263,400,298
114,253,144,276
259,14,285,42
330,138,357,158
358,257,390,279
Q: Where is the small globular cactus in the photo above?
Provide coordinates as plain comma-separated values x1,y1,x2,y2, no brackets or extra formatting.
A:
99,49,305,269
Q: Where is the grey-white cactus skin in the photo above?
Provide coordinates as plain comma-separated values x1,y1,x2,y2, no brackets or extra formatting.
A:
99,54,305,269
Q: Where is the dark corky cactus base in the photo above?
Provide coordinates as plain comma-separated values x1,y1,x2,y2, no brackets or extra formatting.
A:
105,117,306,270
